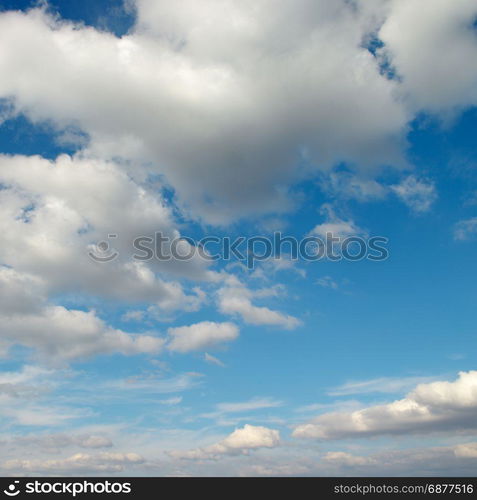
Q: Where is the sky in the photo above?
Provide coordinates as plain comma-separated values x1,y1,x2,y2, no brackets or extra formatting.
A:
0,0,477,477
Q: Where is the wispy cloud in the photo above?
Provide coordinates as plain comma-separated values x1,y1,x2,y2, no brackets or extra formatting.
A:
327,375,440,396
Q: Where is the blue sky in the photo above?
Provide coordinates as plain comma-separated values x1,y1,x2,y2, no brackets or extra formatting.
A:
0,0,477,476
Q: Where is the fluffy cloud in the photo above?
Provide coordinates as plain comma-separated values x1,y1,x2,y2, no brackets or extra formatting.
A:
217,279,300,329
379,0,477,115
310,204,367,240
0,1,475,223
0,266,164,361
0,154,211,305
167,321,239,353
0,2,413,222
168,424,280,460
293,371,477,440
2,305,165,361
0,153,218,361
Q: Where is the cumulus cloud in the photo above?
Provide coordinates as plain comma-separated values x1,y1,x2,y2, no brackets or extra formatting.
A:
3,306,165,361
0,154,211,305
0,153,220,361
168,424,280,460
0,2,412,222
293,371,477,440
0,266,165,361
217,279,300,329
378,0,477,115
0,1,474,223
167,321,239,353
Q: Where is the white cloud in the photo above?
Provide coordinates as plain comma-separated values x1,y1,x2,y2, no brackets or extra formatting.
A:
254,256,306,279
243,442,477,477
0,365,53,394
0,154,211,305
319,172,388,202
379,0,477,116
76,436,114,449
0,267,165,361
168,424,280,460
454,442,477,458
167,321,239,353
454,217,477,240
310,204,367,240
1,305,165,361
3,452,144,474
0,1,474,223
2,404,86,428
0,365,89,427
0,2,407,223
0,152,222,361
327,375,439,396
204,353,226,367
391,176,437,213
215,397,283,415
293,371,477,440
324,451,376,467
217,280,300,329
